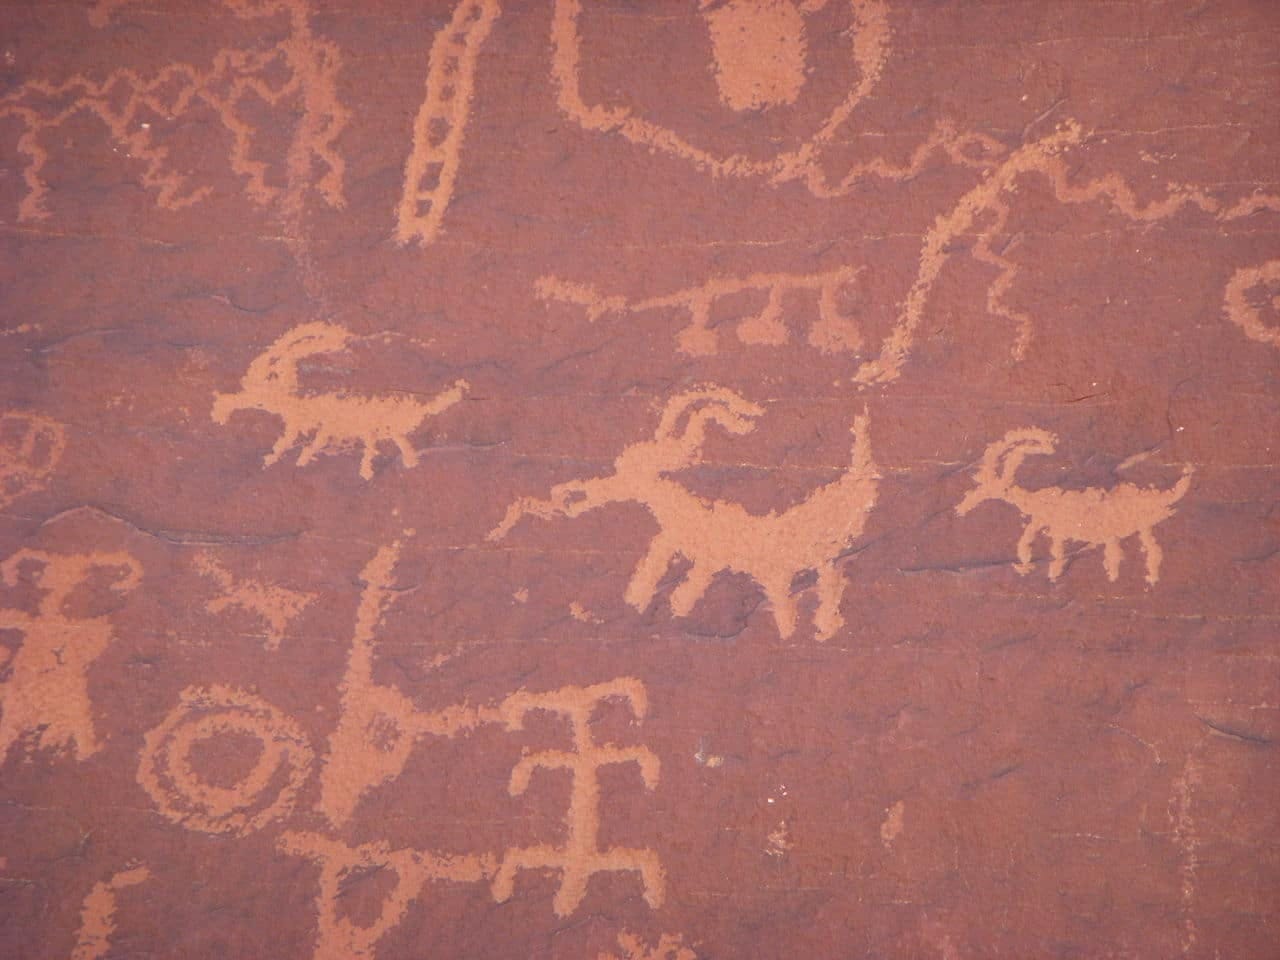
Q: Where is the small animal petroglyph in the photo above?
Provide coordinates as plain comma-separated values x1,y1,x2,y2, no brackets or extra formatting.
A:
0,550,140,763
0,411,65,511
1224,260,1280,349
536,267,863,356
493,678,664,917
396,0,501,246
194,554,315,651
491,386,879,640
138,684,314,836
71,864,150,960
0,0,347,222
211,322,468,480
956,428,1194,584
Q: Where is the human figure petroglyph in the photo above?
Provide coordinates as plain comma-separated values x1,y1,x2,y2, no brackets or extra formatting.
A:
492,679,664,917
138,684,314,835
536,267,863,356
71,864,150,960
211,322,469,481
0,0,347,222
0,412,65,512
279,831,493,960
396,0,501,247
0,550,140,763
194,554,315,651
491,387,879,640
1224,260,1280,349
956,428,1194,584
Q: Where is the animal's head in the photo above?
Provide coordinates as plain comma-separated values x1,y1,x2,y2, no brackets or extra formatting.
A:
639,386,765,472
956,427,1057,516
212,321,353,421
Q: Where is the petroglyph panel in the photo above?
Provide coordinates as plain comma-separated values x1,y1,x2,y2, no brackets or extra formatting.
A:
2,0,1279,957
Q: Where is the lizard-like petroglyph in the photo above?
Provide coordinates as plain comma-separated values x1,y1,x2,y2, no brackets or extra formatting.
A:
194,554,315,651
492,678,664,917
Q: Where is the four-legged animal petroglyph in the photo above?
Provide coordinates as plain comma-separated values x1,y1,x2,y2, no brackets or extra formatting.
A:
493,679,664,917
211,322,469,480
0,412,65,511
537,267,863,356
0,0,347,222
0,550,140,762
396,0,501,246
956,428,1194,584
1224,260,1280,349
492,387,879,640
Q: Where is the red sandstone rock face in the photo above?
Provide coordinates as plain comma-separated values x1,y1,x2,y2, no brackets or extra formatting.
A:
1,2,1278,958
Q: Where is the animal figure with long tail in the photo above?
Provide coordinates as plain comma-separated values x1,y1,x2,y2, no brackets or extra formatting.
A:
491,386,879,640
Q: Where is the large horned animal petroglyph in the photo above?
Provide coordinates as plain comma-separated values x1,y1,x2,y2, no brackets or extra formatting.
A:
956,428,1193,584
491,387,879,640
211,322,468,480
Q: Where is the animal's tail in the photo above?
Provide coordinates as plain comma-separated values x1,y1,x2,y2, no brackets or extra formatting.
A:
1169,462,1195,503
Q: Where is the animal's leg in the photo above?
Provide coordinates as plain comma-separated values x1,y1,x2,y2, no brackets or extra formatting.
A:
669,561,715,617
1102,539,1123,581
624,535,676,612
264,428,299,467
393,434,419,469
1138,528,1163,585
812,563,846,641
1047,538,1068,581
763,575,798,638
357,440,378,481
1014,523,1039,575
295,425,332,468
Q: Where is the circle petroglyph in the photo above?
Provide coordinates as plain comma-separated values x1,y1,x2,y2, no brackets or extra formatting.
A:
139,685,314,836
1225,260,1280,348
